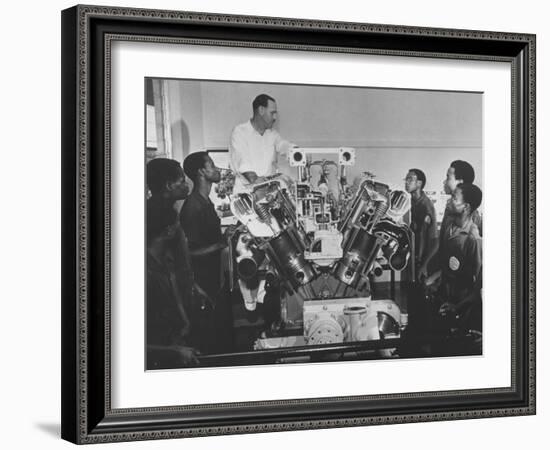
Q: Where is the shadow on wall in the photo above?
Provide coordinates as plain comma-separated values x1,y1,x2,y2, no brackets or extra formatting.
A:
171,119,191,162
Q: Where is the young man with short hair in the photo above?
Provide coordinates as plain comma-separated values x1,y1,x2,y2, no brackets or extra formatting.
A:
180,151,234,353
419,160,482,279
437,183,483,332
146,157,193,292
146,157,213,355
147,157,189,206
442,160,482,237
180,152,227,297
405,168,437,279
146,201,199,368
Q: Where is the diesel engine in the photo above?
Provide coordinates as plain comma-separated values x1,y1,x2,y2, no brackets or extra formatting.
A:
228,147,413,351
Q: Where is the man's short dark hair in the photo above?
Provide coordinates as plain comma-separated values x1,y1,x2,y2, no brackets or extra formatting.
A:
450,160,475,184
147,158,183,195
252,94,275,114
183,151,208,181
408,168,427,189
147,200,178,244
457,183,482,213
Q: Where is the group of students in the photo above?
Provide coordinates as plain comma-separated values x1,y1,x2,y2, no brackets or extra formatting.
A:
146,152,234,369
146,154,484,367
404,160,483,334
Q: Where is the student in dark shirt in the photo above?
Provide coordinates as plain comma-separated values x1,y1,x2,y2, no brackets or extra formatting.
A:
146,201,199,368
180,152,227,296
180,152,234,353
420,160,482,279
440,160,483,238
147,158,192,290
405,168,437,279
146,157,213,357
438,183,482,332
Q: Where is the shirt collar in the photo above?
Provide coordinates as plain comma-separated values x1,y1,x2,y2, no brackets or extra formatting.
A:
247,119,272,137
189,189,211,206
411,190,426,204
449,218,476,237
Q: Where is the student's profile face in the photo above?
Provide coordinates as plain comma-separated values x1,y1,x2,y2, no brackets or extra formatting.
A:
405,171,420,193
169,169,190,200
444,167,458,195
449,187,467,215
260,100,278,128
201,156,221,183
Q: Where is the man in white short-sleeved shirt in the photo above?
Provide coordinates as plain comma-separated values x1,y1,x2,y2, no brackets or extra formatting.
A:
229,94,293,190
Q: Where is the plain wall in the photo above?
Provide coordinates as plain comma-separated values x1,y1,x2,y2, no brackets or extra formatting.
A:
163,79,483,196
164,79,206,162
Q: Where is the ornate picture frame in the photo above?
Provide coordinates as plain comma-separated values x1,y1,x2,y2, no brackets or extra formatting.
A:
61,4,535,444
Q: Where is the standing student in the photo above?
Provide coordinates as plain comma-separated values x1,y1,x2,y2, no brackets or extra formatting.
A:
404,168,437,277
437,183,483,332
146,157,212,354
146,201,199,368
419,160,482,279
180,152,235,353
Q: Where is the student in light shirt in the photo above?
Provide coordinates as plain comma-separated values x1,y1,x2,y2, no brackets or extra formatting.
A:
229,93,295,189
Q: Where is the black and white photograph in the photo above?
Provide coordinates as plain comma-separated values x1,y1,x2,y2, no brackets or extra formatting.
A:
55,2,537,445
145,78,483,370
